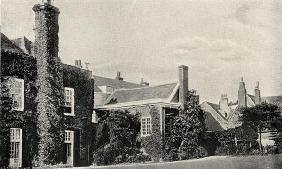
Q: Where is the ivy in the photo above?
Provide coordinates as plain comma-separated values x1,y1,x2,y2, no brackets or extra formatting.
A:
140,106,163,161
93,110,142,165
0,51,38,168
164,90,207,161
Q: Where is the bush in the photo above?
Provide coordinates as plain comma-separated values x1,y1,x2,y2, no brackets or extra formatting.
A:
93,110,142,165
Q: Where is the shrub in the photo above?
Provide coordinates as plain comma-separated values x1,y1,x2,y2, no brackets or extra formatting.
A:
93,110,141,165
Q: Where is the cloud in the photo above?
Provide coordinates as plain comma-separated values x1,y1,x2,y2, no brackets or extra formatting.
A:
234,4,251,24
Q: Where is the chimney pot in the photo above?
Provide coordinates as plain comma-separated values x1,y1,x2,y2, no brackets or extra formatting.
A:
75,60,82,68
115,71,123,81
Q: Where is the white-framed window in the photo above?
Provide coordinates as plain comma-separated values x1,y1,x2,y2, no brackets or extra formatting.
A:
92,110,98,123
6,78,24,111
64,87,74,116
141,116,152,137
64,130,74,166
10,128,22,168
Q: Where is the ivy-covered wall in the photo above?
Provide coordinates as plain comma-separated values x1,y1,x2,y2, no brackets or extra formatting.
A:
0,51,38,168
103,105,164,161
63,64,95,166
140,106,163,161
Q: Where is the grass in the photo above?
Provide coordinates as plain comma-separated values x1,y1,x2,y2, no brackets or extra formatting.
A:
84,154,282,169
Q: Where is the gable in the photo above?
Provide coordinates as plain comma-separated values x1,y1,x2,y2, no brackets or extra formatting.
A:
1,33,24,54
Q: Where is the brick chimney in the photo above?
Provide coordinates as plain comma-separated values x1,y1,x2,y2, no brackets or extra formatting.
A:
115,71,123,81
238,77,247,107
219,94,231,117
178,65,189,110
254,81,261,105
33,1,64,165
75,60,82,68
219,94,228,110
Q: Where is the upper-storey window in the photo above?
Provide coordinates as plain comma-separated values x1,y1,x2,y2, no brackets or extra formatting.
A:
6,78,24,111
64,87,74,116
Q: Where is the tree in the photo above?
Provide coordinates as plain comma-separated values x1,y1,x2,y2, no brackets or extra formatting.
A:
93,110,141,165
240,103,281,152
168,90,206,160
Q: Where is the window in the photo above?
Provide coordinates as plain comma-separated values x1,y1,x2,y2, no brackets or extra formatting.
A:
141,116,152,137
92,111,98,123
64,130,74,166
10,128,22,168
64,87,74,116
6,78,24,111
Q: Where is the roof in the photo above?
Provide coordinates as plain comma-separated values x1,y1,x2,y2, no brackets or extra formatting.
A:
12,36,33,55
93,75,143,92
104,83,178,105
205,111,225,131
205,102,227,120
247,94,255,103
262,96,282,106
1,33,24,54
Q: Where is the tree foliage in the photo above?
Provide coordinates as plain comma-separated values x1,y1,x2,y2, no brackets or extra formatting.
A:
240,103,282,151
165,90,206,160
93,110,143,165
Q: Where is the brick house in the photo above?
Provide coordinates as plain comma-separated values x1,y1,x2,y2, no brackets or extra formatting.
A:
93,65,191,160
0,2,95,168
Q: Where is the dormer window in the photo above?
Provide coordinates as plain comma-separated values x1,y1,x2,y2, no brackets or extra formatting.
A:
64,87,74,116
5,78,24,111
98,86,114,94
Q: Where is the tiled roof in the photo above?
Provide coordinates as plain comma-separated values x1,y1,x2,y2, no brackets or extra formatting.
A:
12,37,33,55
205,102,227,120
205,111,225,131
93,75,142,92
247,94,255,103
104,83,178,105
1,33,24,54
262,96,282,107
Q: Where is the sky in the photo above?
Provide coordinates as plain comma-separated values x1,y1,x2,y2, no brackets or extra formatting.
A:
1,0,282,103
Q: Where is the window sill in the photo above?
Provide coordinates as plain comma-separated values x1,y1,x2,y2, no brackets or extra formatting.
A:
64,113,75,116
141,134,151,137
12,108,24,112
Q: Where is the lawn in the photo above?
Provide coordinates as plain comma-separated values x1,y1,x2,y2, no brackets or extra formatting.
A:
83,155,282,169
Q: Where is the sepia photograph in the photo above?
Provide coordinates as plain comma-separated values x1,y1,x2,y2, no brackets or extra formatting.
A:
1,0,282,168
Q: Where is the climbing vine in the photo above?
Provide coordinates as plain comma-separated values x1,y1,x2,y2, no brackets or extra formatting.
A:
0,51,38,168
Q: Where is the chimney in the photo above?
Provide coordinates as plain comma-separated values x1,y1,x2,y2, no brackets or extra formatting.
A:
75,60,82,68
140,78,149,86
85,62,90,70
115,71,123,81
254,81,261,105
219,94,229,113
178,65,189,110
33,1,63,165
238,77,247,107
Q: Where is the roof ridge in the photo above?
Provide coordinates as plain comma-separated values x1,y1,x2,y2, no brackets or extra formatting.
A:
113,82,178,92
93,75,140,85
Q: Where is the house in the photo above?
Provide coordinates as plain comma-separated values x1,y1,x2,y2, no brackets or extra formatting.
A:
200,78,282,145
93,65,194,159
0,1,95,168
201,78,282,130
